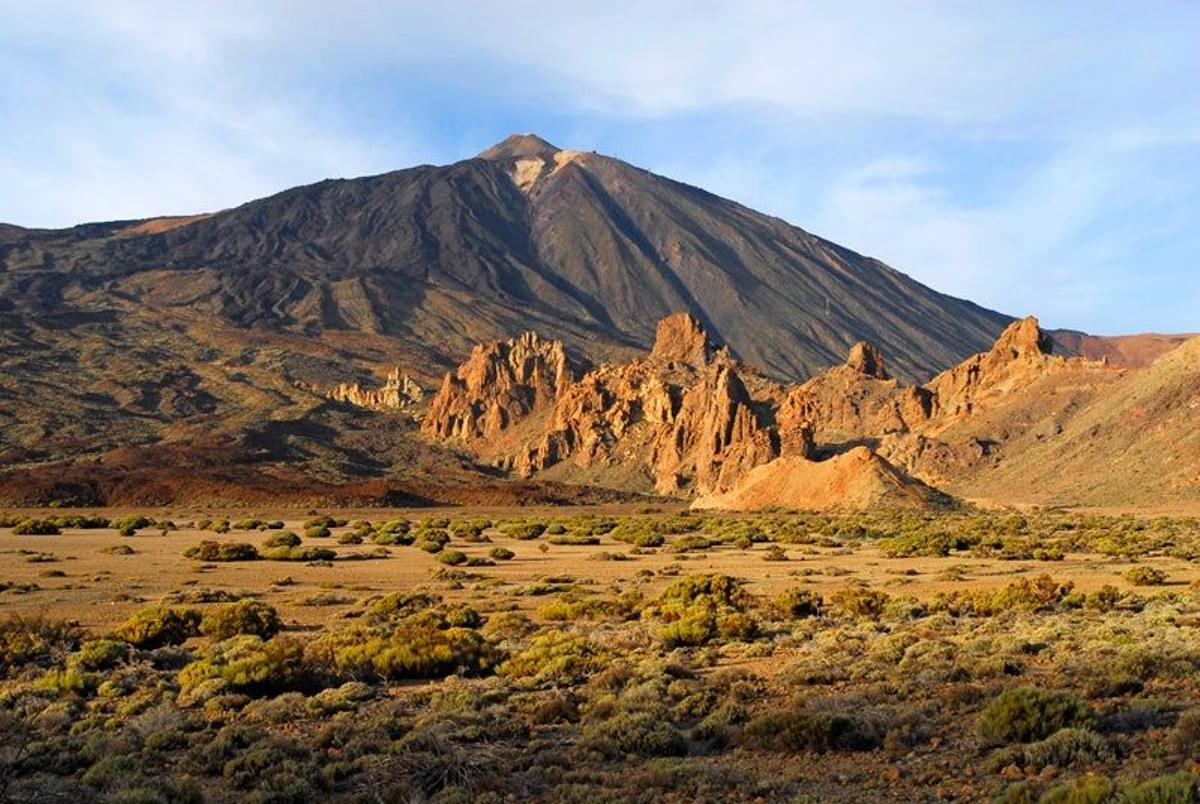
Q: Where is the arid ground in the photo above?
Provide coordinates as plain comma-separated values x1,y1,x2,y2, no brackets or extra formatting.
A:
5,505,1200,803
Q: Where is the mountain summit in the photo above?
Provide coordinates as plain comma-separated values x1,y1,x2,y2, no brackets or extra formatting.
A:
477,133,562,161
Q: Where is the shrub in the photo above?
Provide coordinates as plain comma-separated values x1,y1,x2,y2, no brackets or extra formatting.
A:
201,601,282,640
775,588,823,618
73,638,129,671
262,545,336,562
979,687,1092,746
12,518,61,535
304,525,332,539
110,514,155,534
179,635,306,695
742,708,882,752
501,522,547,540
1169,709,1200,757
489,547,515,561
111,606,202,648
651,574,757,646
263,531,301,549
365,592,444,622
988,728,1115,772
1037,775,1117,804
762,545,788,562
830,587,890,618
547,533,601,545
1125,566,1167,586
183,541,260,561
498,631,604,686
0,614,82,670
669,535,713,553
307,623,493,681
580,709,687,758
436,550,468,566
1039,773,1200,804
373,529,414,546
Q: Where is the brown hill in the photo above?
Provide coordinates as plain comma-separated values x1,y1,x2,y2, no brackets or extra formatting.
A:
936,334,1200,506
691,447,948,511
1051,330,1197,368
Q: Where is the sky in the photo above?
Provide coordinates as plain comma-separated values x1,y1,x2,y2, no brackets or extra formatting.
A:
1,1,1197,335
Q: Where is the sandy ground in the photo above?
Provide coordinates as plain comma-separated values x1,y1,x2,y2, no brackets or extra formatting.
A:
2,507,1195,634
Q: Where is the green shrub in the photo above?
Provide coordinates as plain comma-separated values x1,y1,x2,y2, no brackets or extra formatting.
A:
263,531,301,549
498,631,604,685
179,634,306,695
775,588,823,618
200,601,282,640
1038,775,1117,804
669,535,713,553
489,547,515,561
989,728,1115,772
307,622,493,681
304,525,332,539
365,592,444,622
547,533,601,545
262,545,336,562
111,606,202,648
436,550,468,566
830,587,890,618
73,638,129,671
373,529,414,546
110,514,155,533
742,708,882,752
651,574,757,646
12,518,60,535
580,709,687,758
183,541,260,561
1125,566,1168,586
979,687,1092,746
0,614,82,670
762,544,788,561
501,522,547,540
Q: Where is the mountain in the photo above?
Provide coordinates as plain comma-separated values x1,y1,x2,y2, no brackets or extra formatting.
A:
0,133,1183,507
0,133,1012,386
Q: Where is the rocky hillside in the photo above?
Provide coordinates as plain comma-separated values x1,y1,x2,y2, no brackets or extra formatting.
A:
417,312,1200,509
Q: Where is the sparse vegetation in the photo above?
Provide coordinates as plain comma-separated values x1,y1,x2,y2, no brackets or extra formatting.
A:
4,507,1200,800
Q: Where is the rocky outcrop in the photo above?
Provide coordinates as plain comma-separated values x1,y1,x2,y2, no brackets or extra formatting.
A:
507,319,778,495
648,312,716,367
776,342,931,444
417,312,1118,507
845,342,890,379
328,366,424,410
649,363,780,494
926,316,1062,419
691,446,948,512
422,331,578,442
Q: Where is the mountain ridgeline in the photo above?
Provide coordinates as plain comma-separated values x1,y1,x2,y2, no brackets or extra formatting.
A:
1,133,1013,384
1,133,1192,508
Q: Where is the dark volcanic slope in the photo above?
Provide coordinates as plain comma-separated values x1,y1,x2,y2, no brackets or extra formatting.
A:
1,134,1011,384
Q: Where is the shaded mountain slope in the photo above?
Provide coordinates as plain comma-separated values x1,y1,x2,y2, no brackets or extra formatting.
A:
1,133,1012,387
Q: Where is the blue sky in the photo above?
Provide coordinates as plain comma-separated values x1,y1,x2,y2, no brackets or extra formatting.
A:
1,1,1197,335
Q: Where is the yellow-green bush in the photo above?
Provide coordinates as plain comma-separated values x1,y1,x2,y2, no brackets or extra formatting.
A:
111,606,201,648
